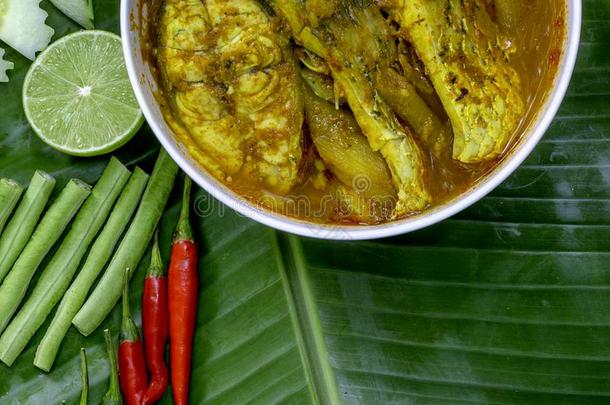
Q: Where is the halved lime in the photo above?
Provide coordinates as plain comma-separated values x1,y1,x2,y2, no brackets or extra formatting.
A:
23,30,143,156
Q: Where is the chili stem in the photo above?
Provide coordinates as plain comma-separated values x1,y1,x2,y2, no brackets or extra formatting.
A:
121,269,139,342
174,175,192,242
80,348,88,405
147,231,164,278
101,329,123,405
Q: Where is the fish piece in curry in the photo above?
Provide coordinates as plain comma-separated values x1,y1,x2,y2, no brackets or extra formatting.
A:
158,0,303,194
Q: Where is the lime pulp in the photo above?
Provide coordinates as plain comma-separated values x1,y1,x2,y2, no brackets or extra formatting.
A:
23,30,144,156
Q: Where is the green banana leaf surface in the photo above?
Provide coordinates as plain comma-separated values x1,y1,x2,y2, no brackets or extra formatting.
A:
1,1,610,403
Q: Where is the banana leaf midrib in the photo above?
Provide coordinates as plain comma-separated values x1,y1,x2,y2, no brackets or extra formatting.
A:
275,233,341,405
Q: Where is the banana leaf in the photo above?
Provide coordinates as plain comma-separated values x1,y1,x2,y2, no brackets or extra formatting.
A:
1,1,610,403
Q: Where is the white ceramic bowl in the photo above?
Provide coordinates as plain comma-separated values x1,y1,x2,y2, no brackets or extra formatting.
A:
121,1,582,240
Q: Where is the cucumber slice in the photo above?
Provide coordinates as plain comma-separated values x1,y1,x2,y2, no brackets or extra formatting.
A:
0,48,12,82
0,0,54,60
49,0,94,30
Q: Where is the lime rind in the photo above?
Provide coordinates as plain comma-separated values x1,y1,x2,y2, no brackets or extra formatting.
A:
23,30,144,157
0,0,54,60
0,47,13,82
49,0,94,30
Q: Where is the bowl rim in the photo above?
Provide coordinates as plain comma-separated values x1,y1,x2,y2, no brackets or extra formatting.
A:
121,0,582,240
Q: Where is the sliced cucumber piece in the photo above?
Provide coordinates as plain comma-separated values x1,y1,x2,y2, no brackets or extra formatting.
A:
0,48,12,82
0,0,54,60
49,0,93,30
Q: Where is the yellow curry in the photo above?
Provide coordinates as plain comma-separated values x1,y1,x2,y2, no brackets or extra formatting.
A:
150,0,566,224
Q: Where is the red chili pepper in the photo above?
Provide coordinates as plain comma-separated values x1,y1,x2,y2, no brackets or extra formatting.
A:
119,269,148,405
168,177,198,405
142,232,169,405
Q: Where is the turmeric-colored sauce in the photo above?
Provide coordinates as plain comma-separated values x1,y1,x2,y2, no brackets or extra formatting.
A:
143,1,566,225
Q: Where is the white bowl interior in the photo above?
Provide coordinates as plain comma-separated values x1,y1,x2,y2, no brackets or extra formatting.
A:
121,0,582,240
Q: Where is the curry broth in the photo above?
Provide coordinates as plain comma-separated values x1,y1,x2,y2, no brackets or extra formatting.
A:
146,1,566,225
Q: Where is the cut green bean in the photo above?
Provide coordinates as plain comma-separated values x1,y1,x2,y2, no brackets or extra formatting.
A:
0,178,23,236
0,179,90,337
34,167,149,372
80,348,88,405
0,171,55,284
73,149,179,336
0,159,130,366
